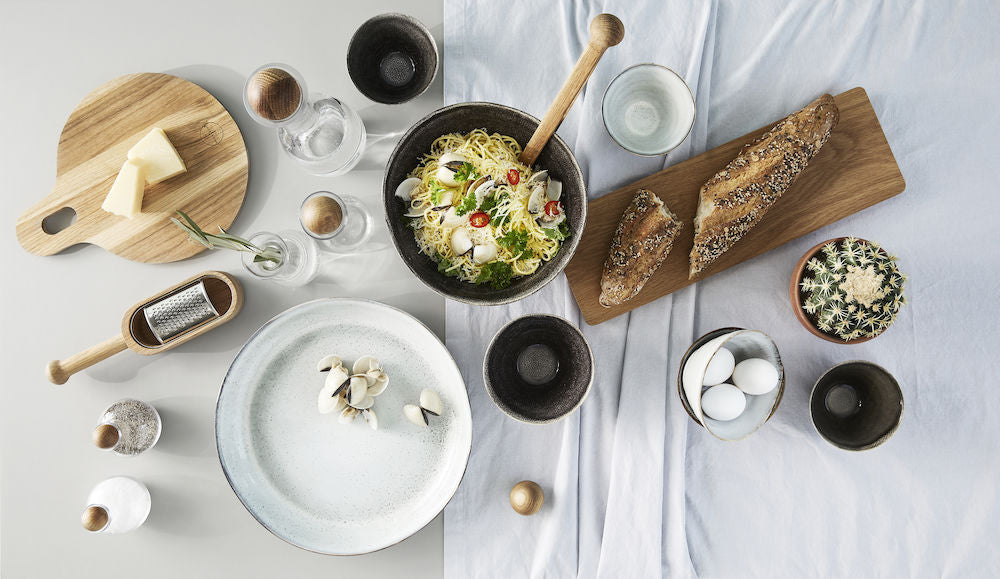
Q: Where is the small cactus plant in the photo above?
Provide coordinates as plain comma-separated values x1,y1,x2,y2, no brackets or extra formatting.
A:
798,237,906,341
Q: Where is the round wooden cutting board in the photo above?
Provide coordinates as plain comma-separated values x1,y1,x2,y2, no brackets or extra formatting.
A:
16,73,249,263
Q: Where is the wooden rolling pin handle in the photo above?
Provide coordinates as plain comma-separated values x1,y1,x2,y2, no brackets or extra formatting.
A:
518,14,625,167
47,335,128,385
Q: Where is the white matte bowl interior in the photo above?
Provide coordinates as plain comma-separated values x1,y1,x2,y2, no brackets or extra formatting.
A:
681,330,783,441
602,64,696,155
216,299,472,555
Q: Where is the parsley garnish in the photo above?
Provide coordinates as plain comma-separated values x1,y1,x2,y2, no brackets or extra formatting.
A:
476,261,514,289
429,179,447,206
434,253,459,277
497,229,533,259
542,221,571,241
455,190,478,216
454,162,478,183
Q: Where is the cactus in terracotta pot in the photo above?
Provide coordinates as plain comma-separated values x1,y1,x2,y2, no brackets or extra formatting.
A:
798,237,906,341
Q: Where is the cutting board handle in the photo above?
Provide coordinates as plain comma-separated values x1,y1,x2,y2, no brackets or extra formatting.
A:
17,184,96,256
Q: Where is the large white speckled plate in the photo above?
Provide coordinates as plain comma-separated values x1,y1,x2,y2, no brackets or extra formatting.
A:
216,299,472,555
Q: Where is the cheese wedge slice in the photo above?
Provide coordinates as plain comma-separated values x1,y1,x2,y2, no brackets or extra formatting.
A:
127,127,186,184
102,159,147,219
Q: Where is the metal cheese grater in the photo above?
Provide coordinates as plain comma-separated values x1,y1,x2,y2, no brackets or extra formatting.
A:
143,281,220,344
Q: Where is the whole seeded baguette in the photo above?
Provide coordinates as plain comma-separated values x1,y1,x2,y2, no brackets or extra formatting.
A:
689,94,840,278
599,189,683,307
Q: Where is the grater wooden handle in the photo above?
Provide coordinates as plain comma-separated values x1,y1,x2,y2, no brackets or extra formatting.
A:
47,335,128,385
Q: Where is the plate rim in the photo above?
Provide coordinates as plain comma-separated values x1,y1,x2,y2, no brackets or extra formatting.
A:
215,297,472,556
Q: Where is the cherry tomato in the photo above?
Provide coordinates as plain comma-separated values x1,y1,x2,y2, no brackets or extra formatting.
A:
544,201,561,216
507,169,520,185
469,211,490,228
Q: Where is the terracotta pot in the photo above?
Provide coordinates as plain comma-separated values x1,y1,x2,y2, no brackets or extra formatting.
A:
789,237,880,345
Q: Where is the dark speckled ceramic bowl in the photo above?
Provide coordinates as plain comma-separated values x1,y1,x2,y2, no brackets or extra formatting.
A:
810,361,903,451
347,14,438,105
383,102,586,305
483,315,594,424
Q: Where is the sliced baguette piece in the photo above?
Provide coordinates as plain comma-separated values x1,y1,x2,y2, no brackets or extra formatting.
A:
689,94,840,279
600,189,683,307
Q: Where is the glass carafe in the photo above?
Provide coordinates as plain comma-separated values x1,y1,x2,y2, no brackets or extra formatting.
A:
244,63,366,175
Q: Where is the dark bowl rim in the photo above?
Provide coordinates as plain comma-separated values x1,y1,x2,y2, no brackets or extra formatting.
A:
382,101,587,306
482,314,595,424
808,359,904,451
346,12,439,105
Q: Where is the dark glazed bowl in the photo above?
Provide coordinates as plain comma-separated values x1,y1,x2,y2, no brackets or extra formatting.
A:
483,315,594,424
810,361,903,451
383,102,587,305
347,13,438,105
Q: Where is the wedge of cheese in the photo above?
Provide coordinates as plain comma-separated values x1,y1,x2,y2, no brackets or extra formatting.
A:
127,127,186,184
101,159,147,218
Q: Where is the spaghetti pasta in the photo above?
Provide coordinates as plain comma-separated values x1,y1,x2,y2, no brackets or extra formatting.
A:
401,130,569,288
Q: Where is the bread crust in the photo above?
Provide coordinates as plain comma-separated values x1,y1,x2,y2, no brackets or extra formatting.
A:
600,189,683,307
689,94,840,278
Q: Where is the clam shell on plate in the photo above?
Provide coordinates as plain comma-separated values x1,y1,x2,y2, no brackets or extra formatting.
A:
679,328,784,441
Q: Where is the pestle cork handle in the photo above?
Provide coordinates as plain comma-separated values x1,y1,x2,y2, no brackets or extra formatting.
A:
518,14,625,167
47,335,128,385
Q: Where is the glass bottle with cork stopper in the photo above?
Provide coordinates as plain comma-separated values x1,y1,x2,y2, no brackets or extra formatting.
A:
299,191,373,253
93,399,161,456
82,476,151,534
244,63,366,175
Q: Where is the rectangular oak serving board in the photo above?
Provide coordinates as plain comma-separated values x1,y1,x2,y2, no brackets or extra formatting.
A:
564,87,905,325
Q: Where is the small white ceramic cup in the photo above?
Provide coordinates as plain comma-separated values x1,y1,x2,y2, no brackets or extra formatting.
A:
602,64,696,156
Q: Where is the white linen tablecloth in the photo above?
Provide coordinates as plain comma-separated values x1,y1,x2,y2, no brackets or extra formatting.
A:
442,1,1000,577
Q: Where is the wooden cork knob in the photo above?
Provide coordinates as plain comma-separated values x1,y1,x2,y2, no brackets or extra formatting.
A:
246,67,302,121
93,424,119,450
589,14,625,48
301,195,344,236
510,480,544,516
82,505,109,532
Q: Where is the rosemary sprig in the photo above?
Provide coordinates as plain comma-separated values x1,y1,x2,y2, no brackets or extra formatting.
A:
170,211,282,264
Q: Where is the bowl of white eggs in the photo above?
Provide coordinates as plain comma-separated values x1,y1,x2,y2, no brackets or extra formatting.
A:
677,327,784,441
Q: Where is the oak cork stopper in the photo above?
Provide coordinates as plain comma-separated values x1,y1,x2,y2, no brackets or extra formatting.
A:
510,480,544,516
93,424,120,450
301,195,344,235
246,68,302,121
82,505,109,532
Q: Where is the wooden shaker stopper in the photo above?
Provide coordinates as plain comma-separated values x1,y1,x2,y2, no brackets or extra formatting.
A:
246,68,302,121
82,505,109,532
510,480,544,516
93,423,119,450
300,195,344,236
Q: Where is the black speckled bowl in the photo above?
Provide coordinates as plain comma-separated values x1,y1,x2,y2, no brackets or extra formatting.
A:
483,314,594,424
810,361,903,451
383,102,586,305
347,14,438,105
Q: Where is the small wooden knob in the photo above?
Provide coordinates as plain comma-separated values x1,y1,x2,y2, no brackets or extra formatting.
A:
510,480,544,516
246,67,302,121
589,14,625,48
82,506,109,532
301,195,344,236
46,360,69,385
93,424,120,450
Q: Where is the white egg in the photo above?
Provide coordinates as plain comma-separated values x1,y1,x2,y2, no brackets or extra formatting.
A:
732,358,780,395
702,347,735,386
700,384,747,421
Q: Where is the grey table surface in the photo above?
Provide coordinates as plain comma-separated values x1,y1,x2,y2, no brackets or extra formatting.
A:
0,1,446,577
